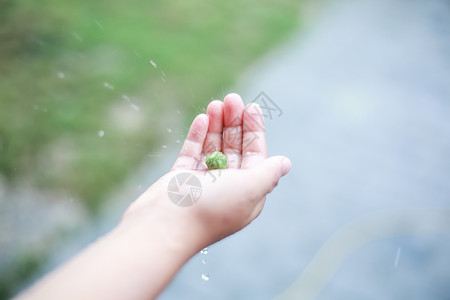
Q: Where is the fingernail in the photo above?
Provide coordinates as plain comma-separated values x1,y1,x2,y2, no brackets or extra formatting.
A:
282,158,292,176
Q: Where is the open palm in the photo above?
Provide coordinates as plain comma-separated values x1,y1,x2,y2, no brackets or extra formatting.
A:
124,93,290,246
172,93,268,171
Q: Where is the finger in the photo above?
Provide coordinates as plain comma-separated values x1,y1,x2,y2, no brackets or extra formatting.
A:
241,103,267,169
203,100,224,154
222,93,244,168
171,114,209,170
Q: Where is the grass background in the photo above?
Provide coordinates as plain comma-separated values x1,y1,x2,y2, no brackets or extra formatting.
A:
0,0,302,297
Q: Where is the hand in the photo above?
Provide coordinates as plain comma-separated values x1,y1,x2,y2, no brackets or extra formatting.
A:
122,93,291,246
17,93,291,300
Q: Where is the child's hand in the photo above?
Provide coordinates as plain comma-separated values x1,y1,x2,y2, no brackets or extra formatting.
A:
123,93,291,247
17,94,291,300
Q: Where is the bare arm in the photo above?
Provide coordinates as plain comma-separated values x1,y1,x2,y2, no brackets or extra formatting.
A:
17,93,291,300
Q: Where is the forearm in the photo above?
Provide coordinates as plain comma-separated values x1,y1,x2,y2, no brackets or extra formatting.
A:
17,205,205,300
16,93,291,300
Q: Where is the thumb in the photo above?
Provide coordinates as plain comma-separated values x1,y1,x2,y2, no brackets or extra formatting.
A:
249,155,291,197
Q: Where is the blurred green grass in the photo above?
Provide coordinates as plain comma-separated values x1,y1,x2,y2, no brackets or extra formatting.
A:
0,0,301,213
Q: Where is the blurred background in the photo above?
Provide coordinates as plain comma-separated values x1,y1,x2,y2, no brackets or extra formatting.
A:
1,0,450,299
0,0,301,297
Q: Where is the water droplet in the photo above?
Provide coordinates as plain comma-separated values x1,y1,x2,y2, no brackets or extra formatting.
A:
176,139,180,144
122,94,131,102
149,60,157,68
202,258,207,264
131,104,140,111
72,32,83,41
200,247,208,255
201,273,209,282
394,246,402,268
103,82,114,90
94,19,104,30
57,72,65,79
167,128,172,133
161,145,167,149
98,130,105,137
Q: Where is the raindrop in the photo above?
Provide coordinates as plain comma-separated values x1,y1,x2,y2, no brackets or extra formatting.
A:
122,94,131,102
394,246,401,268
94,19,104,30
131,104,140,111
149,60,157,68
201,273,210,282
103,82,114,90
200,247,208,255
167,128,172,133
176,110,181,115
161,145,167,149
57,72,65,79
98,130,105,137
72,32,83,41
202,258,207,264
176,140,180,144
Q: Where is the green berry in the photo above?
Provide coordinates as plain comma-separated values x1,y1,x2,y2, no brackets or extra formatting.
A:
205,151,227,170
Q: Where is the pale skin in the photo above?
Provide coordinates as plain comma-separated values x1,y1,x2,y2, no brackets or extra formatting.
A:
16,93,291,300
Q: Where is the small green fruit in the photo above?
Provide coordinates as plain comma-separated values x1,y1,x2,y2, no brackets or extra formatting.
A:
205,151,227,170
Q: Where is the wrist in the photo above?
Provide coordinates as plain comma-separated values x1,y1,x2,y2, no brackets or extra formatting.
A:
118,196,208,259
96,204,208,299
